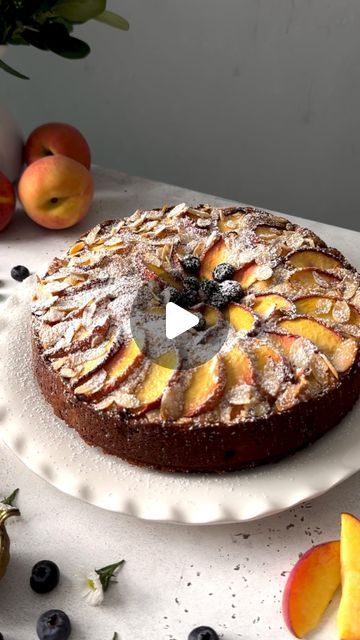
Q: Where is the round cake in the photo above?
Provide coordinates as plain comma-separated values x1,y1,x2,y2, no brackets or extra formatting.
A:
31,204,360,472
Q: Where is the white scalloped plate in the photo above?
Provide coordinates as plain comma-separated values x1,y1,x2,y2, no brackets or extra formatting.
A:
0,279,360,525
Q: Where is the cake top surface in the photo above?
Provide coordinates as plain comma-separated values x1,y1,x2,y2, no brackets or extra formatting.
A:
32,203,360,425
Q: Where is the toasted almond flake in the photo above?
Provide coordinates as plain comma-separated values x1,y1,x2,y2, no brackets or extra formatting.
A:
69,241,85,255
254,264,273,281
227,383,253,405
332,299,350,323
289,338,315,370
74,369,107,396
315,298,333,315
332,339,358,372
168,203,188,218
311,353,330,384
319,353,339,379
60,367,77,379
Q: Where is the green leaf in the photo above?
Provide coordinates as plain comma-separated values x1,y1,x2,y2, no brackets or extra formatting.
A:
0,59,29,80
2,489,19,506
49,35,90,58
53,0,106,22
95,559,125,592
95,11,129,31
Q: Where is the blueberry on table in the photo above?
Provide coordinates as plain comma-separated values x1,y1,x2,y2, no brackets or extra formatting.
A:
11,265,30,282
37,610,71,640
213,262,235,282
30,560,60,594
188,626,219,640
181,255,201,274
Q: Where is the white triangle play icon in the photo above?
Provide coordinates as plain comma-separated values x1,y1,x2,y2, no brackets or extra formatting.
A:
165,302,199,340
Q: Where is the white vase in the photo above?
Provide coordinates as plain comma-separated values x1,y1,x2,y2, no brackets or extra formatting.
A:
0,46,24,182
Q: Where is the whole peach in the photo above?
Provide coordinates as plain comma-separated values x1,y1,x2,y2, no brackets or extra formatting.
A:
24,122,91,169
0,171,16,231
18,155,94,230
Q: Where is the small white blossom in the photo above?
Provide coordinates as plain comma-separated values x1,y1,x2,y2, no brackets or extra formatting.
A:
81,571,104,607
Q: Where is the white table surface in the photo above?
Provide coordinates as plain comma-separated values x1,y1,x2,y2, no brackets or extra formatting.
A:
0,166,359,640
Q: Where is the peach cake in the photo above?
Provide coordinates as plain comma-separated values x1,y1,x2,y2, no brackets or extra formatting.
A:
31,204,360,472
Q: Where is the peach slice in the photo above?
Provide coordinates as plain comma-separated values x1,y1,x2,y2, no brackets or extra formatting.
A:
282,540,341,638
91,336,145,399
200,238,229,280
183,355,225,417
194,304,222,328
278,317,342,359
226,303,257,332
295,296,360,326
218,212,245,232
337,513,360,640
267,331,298,357
142,260,181,289
289,268,342,290
223,344,254,390
287,249,342,271
255,224,283,240
252,293,293,319
60,330,121,383
338,513,360,638
134,349,179,414
233,261,258,289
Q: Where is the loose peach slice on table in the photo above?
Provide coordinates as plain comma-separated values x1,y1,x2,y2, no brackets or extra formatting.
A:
183,355,225,418
200,238,229,280
282,540,341,638
223,344,254,389
134,348,179,414
337,513,360,640
225,303,257,333
252,293,293,319
287,249,343,270
289,268,342,290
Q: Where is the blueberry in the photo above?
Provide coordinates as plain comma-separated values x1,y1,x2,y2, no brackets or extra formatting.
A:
182,288,199,308
36,610,71,640
219,280,243,303
183,276,200,291
181,255,201,274
0,633,4,640
208,291,227,309
30,560,60,594
200,279,218,301
188,626,219,640
11,265,30,282
213,262,235,282
168,288,185,306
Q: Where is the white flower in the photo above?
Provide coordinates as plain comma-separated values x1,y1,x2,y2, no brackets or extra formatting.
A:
81,570,104,607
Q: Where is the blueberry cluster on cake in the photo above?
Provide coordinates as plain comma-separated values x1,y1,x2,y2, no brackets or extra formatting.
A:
31,204,360,472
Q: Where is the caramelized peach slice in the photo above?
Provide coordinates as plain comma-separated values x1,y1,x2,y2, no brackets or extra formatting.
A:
233,261,258,288
289,268,342,289
267,331,298,357
252,342,284,396
95,337,145,397
278,317,342,359
200,238,228,280
255,225,283,240
287,249,342,270
135,349,179,413
218,212,245,232
183,355,225,417
295,296,360,326
252,293,293,319
226,303,257,332
283,541,341,638
60,330,120,383
198,304,222,327
142,260,181,289
223,344,254,390
337,513,360,640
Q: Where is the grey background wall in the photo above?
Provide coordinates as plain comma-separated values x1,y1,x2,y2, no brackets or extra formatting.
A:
2,0,360,230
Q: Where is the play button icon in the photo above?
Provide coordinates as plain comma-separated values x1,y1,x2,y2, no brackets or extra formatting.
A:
130,281,229,370
165,302,199,339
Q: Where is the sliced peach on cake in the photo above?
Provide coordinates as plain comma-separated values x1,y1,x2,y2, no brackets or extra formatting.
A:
282,540,341,638
223,344,254,390
134,348,179,414
254,224,284,241
141,259,182,289
183,354,225,417
289,268,342,290
278,317,342,360
337,513,360,640
234,261,274,291
218,211,245,232
200,238,228,280
225,303,257,333
197,304,222,328
252,293,294,319
287,249,343,271
59,329,121,384
267,331,298,357
294,296,360,326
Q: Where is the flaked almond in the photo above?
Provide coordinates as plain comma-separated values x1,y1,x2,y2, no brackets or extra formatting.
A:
332,339,358,373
